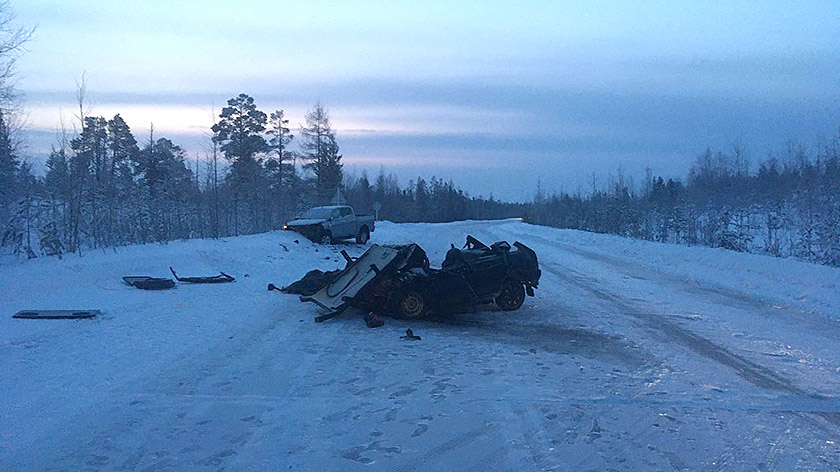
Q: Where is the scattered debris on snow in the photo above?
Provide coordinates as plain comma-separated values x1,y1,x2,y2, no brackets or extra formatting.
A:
13,309,100,319
169,267,235,284
122,276,175,290
400,328,421,340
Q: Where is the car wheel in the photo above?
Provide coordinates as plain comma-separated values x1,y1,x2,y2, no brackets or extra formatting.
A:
397,290,427,319
356,227,370,244
319,230,332,245
495,279,525,311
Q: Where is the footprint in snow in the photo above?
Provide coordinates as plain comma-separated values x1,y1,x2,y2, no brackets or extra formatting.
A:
197,449,236,466
389,386,416,398
411,423,429,437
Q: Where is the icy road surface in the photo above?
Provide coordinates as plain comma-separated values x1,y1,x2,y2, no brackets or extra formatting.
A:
2,219,840,471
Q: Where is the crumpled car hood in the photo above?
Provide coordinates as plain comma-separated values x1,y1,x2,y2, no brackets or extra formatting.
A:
301,245,401,311
286,218,326,226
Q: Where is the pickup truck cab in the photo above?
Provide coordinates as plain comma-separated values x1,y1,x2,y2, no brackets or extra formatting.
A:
284,205,375,244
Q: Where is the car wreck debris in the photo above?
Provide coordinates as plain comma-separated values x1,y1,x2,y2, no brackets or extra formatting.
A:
169,267,235,284
286,235,541,321
400,329,421,340
364,312,384,328
123,276,176,290
274,269,341,296
13,309,100,319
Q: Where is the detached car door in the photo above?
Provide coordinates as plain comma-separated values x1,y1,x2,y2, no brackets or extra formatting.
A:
301,245,400,311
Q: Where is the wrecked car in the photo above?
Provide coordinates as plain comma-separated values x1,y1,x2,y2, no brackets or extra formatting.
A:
287,235,540,321
283,205,375,244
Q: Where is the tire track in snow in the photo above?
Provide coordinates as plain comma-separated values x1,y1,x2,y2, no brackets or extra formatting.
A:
540,262,840,432
389,422,500,472
479,224,792,391
536,261,840,469
542,263,793,391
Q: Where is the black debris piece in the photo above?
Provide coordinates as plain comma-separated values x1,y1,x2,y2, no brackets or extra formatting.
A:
13,309,100,319
364,312,384,328
400,329,421,340
315,305,349,323
278,269,341,296
170,267,235,284
123,276,176,290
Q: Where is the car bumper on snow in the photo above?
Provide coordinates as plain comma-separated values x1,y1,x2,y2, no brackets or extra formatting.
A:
284,224,323,241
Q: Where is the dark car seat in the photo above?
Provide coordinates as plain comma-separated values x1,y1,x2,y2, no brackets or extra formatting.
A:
442,245,463,268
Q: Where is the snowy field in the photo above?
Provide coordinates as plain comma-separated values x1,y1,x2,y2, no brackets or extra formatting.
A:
2,219,840,471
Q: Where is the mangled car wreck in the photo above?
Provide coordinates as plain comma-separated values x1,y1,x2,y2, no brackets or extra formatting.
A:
281,236,541,322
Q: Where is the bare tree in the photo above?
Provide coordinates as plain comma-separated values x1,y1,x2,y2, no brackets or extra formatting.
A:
0,1,32,106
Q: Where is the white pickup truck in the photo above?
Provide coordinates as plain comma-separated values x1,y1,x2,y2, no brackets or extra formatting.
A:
284,205,375,244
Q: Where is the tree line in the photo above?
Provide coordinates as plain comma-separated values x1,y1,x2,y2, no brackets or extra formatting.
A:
3,87,839,269
3,85,839,268
1,92,341,255
525,138,840,266
1,91,524,258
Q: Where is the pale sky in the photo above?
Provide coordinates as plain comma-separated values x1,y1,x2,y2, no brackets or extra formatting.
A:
14,0,840,200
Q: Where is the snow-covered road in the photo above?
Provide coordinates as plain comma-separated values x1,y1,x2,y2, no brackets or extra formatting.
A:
2,219,840,471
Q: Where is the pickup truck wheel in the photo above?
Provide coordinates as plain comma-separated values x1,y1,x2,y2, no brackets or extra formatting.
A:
397,290,427,319
495,279,525,311
319,230,332,245
356,226,370,244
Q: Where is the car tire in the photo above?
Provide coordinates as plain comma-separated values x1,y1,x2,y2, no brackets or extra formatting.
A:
356,226,370,244
495,279,525,311
397,290,428,319
319,230,332,245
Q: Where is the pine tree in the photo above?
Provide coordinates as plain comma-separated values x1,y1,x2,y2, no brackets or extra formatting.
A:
211,94,268,234
0,109,16,207
108,114,138,183
266,109,296,222
0,108,17,248
211,94,268,161
69,116,109,247
43,146,71,252
8,161,40,258
267,109,294,183
105,114,139,244
135,136,194,241
300,103,342,203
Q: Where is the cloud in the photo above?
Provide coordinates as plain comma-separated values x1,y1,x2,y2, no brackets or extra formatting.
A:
12,0,840,201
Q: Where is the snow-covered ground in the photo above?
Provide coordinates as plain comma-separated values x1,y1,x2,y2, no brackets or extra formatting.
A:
2,219,840,471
